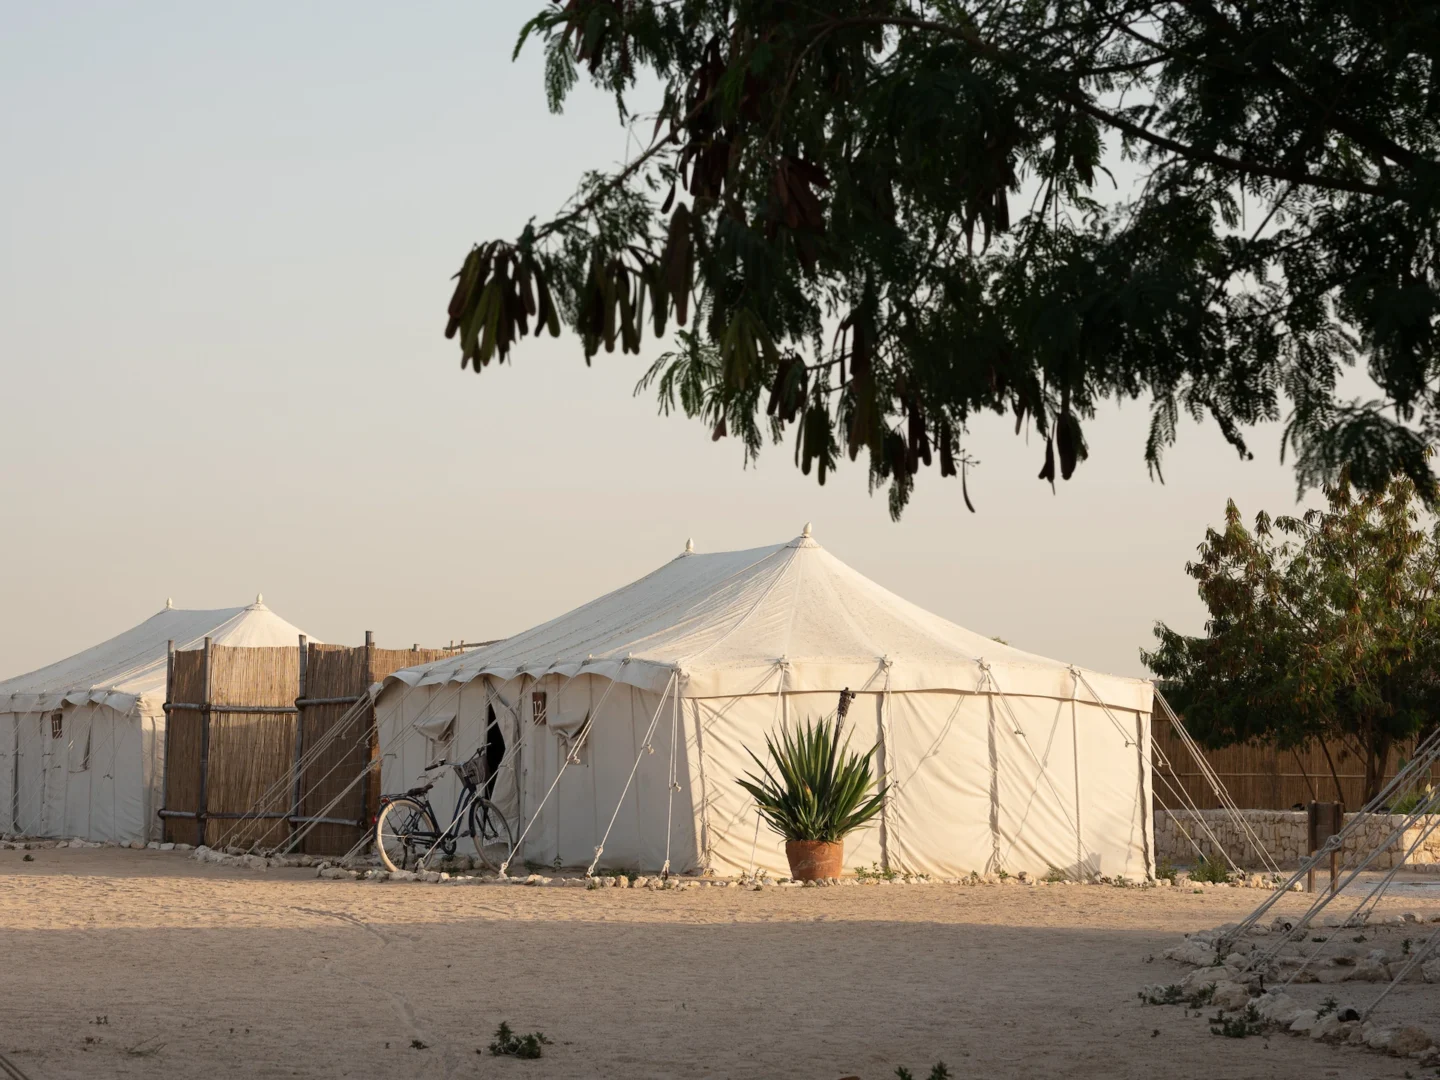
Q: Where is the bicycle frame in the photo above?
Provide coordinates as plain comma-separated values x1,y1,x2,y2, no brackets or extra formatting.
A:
380,780,481,858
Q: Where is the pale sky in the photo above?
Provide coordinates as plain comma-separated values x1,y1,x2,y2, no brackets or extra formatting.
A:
0,2,1328,682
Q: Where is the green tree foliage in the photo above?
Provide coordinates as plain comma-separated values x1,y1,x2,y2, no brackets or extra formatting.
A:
445,1,1440,516
1143,475,1440,802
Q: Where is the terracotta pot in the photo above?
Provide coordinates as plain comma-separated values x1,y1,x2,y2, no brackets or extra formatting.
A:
785,839,844,881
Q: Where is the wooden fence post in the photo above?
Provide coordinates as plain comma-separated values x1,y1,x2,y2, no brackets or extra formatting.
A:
160,640,174,842
1307,800,1344,894
197,636,213,847
289,635,308,843
358,632,375,832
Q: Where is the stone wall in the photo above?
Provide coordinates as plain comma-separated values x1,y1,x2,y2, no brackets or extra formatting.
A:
1155,809,1440,871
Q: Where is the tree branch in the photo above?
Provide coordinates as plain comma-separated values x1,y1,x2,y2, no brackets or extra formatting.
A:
1177,0,1430,173
827,13,1394,199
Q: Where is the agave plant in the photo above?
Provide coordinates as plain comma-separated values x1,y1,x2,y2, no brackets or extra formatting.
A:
737,717,886,843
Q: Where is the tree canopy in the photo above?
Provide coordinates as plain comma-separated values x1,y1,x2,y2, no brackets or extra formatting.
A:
1143,475,1440,803
445,1,1440,516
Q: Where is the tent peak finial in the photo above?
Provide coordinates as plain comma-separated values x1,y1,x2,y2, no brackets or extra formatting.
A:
253,592,264,607
165,597,173,610
790,522,819,548
684,538,695,554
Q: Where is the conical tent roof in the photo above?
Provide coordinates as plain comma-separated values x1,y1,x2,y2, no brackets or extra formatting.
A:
0,599,317,715
388,529,1150,712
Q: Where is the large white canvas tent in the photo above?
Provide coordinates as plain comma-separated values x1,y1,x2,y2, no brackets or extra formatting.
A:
1,599,313,844
375,529,1155,879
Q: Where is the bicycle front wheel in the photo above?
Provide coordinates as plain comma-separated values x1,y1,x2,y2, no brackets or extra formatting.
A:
470,797,515,872
375,797,438,873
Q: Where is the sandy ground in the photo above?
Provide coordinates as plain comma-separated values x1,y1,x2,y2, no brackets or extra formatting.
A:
3,849,1438,1080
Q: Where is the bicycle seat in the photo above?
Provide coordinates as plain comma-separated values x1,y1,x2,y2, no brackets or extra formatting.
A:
405,780,435,797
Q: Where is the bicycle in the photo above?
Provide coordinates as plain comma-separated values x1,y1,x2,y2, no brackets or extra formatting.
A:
374,749,515,873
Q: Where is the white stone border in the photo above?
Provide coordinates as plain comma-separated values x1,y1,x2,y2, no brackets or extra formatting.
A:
1145,917,1440,1065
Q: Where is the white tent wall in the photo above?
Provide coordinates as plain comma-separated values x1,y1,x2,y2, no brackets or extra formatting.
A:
530,674,697,872
698,688,1152,881
990,695,1086,877
0,713,12,835
1076,703,1153,881
901,694,1152,881
378,673,703,873
884,691,997,878
375,678,1153,880
0,701,165,844
14,709,54,837
140,704,165,843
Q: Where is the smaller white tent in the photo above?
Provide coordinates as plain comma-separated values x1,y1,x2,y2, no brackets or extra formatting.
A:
0,599,313,844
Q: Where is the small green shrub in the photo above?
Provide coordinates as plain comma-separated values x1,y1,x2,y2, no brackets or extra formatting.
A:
1389,784,1435,815
854,862,898,882
1189,854,1233,884
1317,996,1337,1019
895,1064,950,1080
1041,865,1069,883
1139,985,1185,1006
1139,983,1214,1009
1209,1005,1264,1038
487,1022,552,1060
1154,859,1178,884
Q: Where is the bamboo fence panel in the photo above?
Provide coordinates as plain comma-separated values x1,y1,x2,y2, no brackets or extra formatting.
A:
298,645,449,854
205,646,300,850
160,640,461,853
162,650,207,845
298,645,370,856
1153,713,1440,811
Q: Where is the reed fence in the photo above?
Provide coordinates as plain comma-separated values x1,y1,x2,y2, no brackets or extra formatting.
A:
160,634,450,853
1152,713,1439,811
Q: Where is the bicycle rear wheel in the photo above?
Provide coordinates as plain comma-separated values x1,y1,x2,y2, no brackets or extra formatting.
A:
469,797,515,872
375,797,439,873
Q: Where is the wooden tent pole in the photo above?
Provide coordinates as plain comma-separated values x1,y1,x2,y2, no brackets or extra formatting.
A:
289,635,308,844
197,636,212,847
